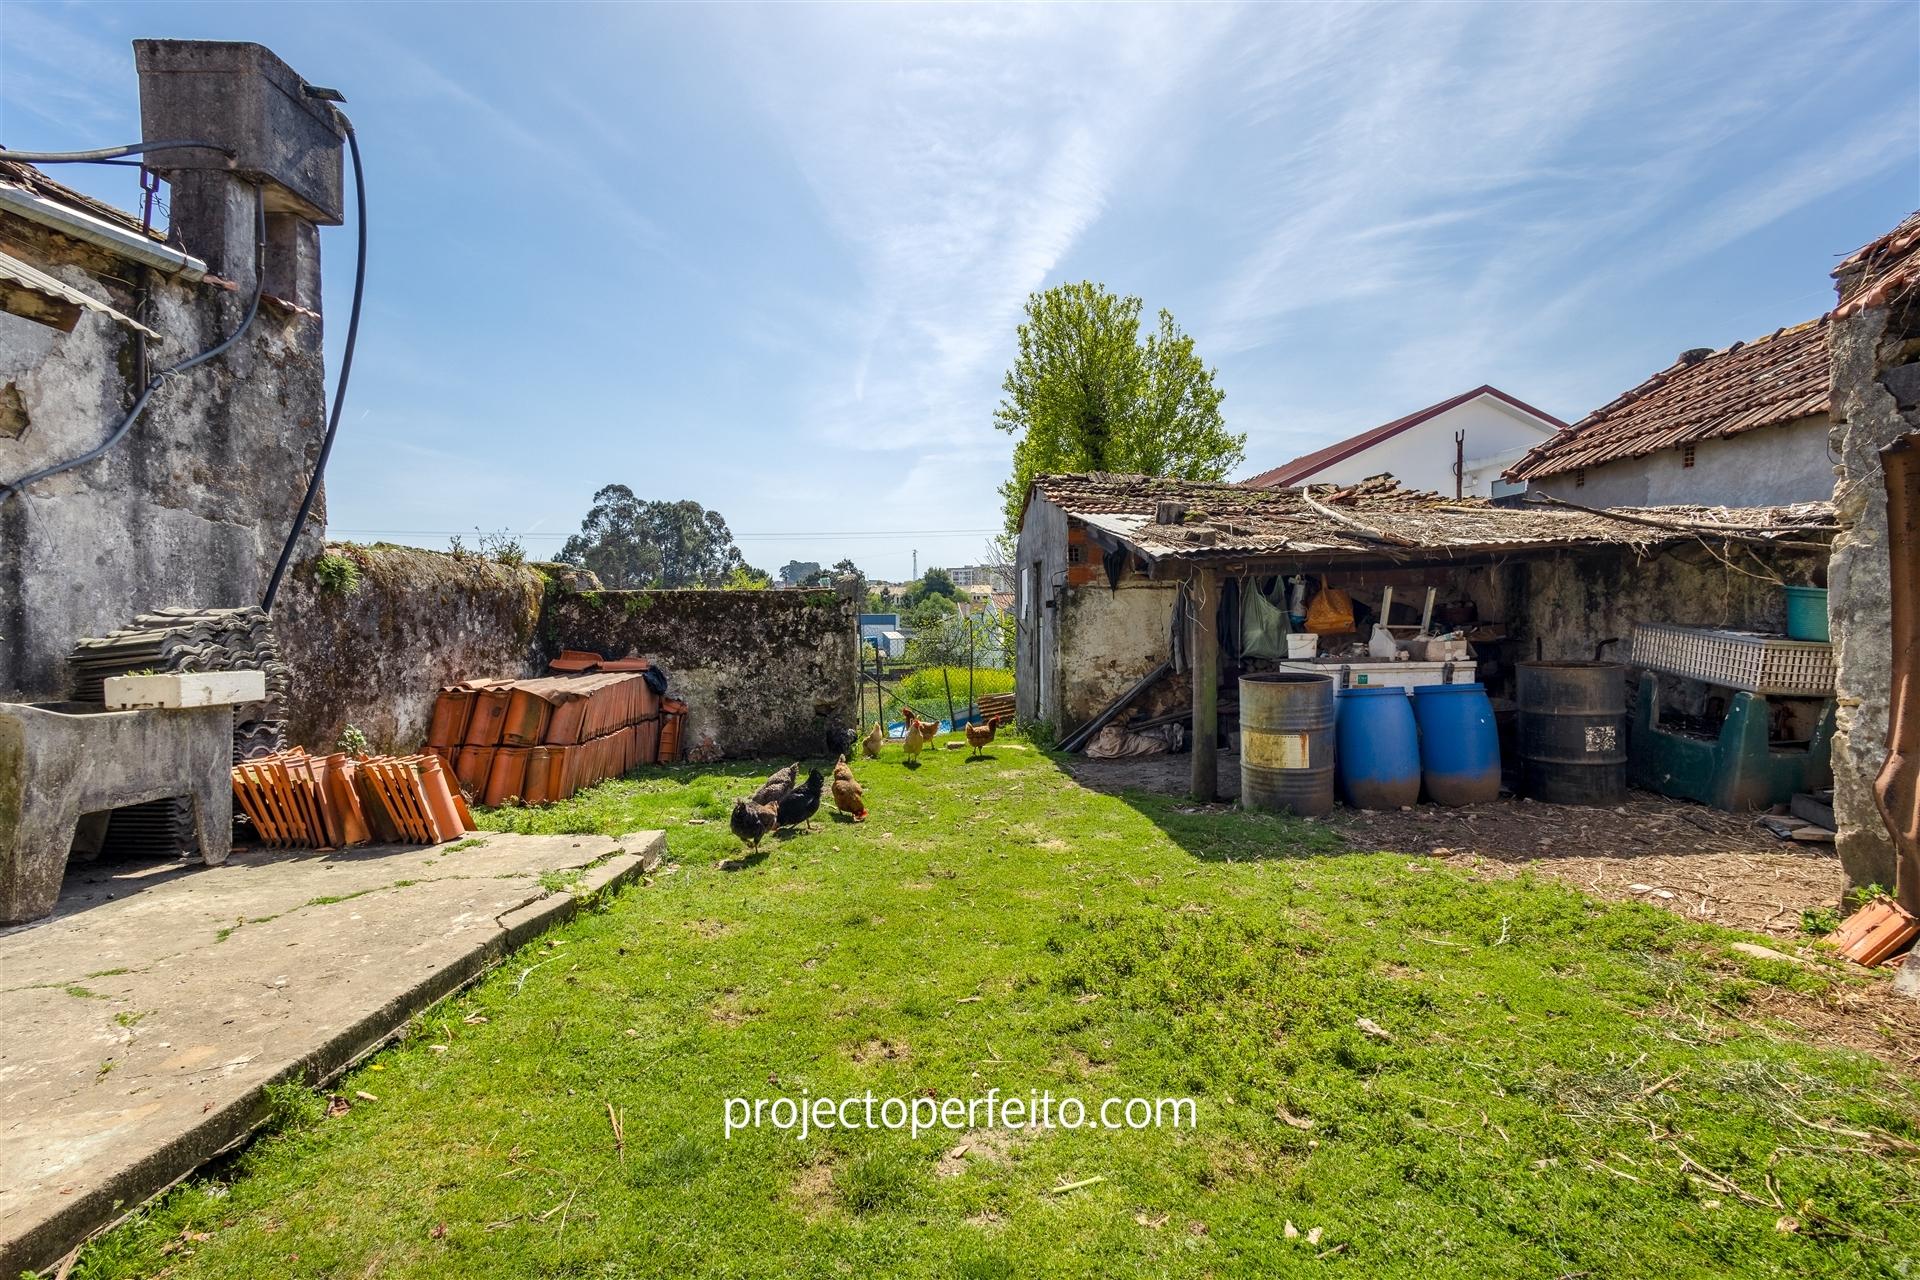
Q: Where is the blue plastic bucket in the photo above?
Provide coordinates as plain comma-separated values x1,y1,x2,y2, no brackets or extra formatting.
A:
1334,686,1421,809
1783,586,1829,642
1411,683,1501,806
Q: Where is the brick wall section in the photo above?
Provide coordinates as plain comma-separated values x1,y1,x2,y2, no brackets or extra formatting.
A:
540,588,859,761
1065,523,1098,586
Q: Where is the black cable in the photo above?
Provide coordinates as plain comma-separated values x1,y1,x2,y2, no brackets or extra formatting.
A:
0,140,234,164
0,186,267,509
261,116,365,613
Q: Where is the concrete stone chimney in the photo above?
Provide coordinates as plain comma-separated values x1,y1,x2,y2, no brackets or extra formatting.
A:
133,40,345,292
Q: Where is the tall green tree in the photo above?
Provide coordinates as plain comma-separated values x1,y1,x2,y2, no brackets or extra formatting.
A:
994,282,1242,532
558,486,750,588
904,567,959,607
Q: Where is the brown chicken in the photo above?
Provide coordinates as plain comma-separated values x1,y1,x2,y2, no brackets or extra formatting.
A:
964,714,1009,760
830,755,867,822
862,720,885,759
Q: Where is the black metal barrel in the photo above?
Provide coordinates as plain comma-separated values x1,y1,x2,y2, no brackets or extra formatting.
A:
1516,661,1627,805
1239,671,1336,817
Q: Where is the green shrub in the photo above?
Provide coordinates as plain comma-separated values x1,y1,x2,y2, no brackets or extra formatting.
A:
312,553,361,595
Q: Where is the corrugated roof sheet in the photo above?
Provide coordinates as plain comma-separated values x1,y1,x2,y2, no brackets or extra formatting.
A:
1028,472,1833,567
1834,209,1920,317
0,157,160,239
0,247,157,337
1242,385,1566,489
1504,319,1830,483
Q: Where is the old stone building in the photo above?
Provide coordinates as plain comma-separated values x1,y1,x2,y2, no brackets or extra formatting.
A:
1505,318,1835,508
0,41,344,702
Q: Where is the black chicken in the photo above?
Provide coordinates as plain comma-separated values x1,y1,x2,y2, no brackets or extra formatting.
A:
776,768,824,831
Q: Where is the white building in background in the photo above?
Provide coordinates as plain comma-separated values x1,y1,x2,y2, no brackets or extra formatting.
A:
947,564,1010,589
1242,385,1565,499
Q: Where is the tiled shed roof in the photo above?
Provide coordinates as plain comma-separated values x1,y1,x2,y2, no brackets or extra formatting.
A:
1242,385,1565,489
1834,210,1920,317
1025,472,1833,569
0,158,159,239
1504,319,1830,482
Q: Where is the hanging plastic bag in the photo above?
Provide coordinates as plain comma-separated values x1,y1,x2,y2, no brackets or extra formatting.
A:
1305,586,1355,635
1240,577,1293,659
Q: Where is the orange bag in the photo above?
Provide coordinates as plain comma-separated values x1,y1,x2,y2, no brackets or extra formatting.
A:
1305,586,1355,635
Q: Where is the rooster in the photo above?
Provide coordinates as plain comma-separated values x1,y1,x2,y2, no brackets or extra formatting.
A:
728,798,778,854
776,768,824,831
862,720,885,759
964,714,1009,760
749,763,799,808
831,755,867,822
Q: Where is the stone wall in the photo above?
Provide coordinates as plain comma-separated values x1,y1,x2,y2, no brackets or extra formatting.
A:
0,191,328,703
1827,303,1920,893
541,588,859,760
273,545,545,753
1516,541,1826,673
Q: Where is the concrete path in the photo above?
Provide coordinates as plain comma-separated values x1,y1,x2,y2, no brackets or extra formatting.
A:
0,829,664,1276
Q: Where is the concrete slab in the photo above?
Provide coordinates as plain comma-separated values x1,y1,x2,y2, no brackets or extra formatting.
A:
0,829,665,1276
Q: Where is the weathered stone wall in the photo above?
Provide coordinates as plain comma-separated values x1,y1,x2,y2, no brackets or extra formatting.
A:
541,588,859,760
1827,303,1920,893
1516,541,1825,674
273,545,545,753
0,180,327,703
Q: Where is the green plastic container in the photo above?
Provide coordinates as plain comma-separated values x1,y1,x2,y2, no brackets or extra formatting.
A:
1783,586,1829,642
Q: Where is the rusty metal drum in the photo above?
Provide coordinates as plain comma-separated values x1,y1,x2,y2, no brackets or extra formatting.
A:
1239,671,1336,817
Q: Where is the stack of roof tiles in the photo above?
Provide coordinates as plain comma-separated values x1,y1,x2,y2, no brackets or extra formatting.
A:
426,671,663,806
69,606,290,858
232,747,475,849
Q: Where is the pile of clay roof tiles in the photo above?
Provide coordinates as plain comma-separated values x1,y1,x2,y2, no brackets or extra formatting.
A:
232,748,476,848
426,665,676,807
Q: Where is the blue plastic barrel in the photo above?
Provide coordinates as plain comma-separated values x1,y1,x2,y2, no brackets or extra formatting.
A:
1334,687,1421,809
1411,683,1501,806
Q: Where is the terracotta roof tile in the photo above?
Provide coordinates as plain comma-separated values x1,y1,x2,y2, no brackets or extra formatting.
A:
1834,209,1920,317
1505,319,1830,483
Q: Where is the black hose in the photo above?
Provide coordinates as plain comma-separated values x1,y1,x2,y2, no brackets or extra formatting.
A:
0,140,234,164
0,186,267,509
261,117,365,613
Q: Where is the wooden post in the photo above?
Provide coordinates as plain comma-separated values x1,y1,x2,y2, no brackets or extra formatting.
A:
1189,569,1220,801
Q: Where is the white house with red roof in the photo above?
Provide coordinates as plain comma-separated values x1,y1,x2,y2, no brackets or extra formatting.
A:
1241,385,1565,497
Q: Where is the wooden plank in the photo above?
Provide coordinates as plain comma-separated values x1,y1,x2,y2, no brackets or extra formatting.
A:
1190,570,1220,801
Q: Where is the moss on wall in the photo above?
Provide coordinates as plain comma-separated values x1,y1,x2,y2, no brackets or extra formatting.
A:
274,544,545,752
542,588,858,759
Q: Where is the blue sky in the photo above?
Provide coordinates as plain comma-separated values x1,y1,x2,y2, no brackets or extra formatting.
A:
3,2,1915,580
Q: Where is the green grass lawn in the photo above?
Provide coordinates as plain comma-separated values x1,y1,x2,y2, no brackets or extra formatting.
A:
68,736,1920,1279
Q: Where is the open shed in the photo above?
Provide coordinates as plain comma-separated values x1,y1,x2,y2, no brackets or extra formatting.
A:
1013,472,1835,800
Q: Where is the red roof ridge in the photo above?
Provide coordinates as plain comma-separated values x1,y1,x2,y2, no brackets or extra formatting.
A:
1241,385,1565,490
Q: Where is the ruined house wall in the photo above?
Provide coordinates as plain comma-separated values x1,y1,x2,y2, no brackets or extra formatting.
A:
272,545,545,753
0,188,327,703
542,588,859,760
1827,305,1920,892
1516,541,1825,672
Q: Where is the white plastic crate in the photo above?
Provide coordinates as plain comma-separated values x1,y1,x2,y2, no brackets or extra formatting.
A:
1275,660,1459,690
1628,623,1834,695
